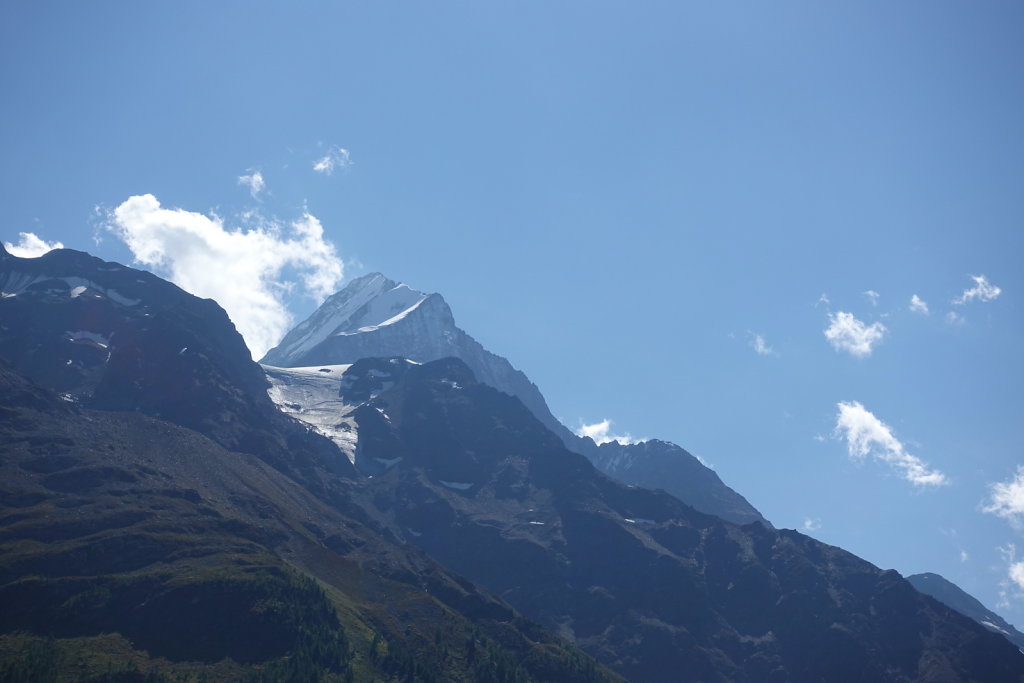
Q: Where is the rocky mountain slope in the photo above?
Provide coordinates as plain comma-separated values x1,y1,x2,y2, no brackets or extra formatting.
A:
908,573,1024,650
5,246,1024,681
0,243,353,485
0,246,618,682
261,273,766,526
332,355,1024,682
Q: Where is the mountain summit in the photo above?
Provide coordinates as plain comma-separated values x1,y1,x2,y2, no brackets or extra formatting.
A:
263,274,768,526
262,273,560,437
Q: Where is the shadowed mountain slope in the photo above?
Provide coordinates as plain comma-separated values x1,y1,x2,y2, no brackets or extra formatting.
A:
908,573,1024,650
4,247,1022,682
0,248,621,682
0,360,618,682
0,243,355,485
336,356,1024,683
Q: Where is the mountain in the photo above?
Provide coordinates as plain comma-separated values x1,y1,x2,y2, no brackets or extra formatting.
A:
261,273,767,526
319,356,1024,682
0,243,354,484
7,246,1024,682
0,246,619,682
908,573,1024,650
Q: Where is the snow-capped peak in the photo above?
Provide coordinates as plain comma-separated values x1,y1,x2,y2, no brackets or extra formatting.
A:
261,273,427,365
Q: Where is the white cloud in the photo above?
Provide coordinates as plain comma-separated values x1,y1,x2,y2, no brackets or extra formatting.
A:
954,275,1001,305
1011,563,1024,591
106,194,343,359
945,311,966,326
864,290,880,306
313,146,352,175
960,550,969,563
4,232,64,258
1000,544,1024,596
983,466,1024,526
749,333,775,356
833,401,948,487
824,312,887,358
238,170,266,199
803,518,821,532
576,419,640,446
909,294,929,315
817,293,831,307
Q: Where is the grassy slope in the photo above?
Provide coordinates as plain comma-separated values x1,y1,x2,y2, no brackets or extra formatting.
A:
0,365,618,683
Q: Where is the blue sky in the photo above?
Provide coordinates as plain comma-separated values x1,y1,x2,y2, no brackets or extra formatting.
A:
4,2,1024,624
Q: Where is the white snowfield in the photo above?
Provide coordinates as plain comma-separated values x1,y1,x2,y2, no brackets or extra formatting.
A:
268,274,427,363
263,364,359,464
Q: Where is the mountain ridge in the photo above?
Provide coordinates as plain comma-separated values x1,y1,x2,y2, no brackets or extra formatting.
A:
262,273,768,526
5,247,1024,681
0,247,621,682
908,572,1024,650
333,354,1024,682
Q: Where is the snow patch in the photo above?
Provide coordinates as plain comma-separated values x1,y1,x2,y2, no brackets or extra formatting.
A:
0,273,140,306
263,363,358,464
981,620,1010,635
60,277,140,306
65,330,110,348
439,480,473,490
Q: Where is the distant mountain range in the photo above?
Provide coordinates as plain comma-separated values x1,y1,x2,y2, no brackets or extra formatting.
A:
2,244,1023,681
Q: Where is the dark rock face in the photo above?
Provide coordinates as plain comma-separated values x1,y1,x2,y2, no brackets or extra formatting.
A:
0,360,617,682
262,272,768,526
342,357,1024,683
908,572,1024,650
0,245,354,480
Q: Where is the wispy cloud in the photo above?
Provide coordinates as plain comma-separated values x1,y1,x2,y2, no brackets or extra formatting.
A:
576,419,640,446
749,332,776,356
313,146,352,175
803,518,821,532
909,294,929,315
953,275,1001,305
824,312,887,358
945,311,966,326
1010,562,1024,592
864,290,880,307
983,466,1024,526
833,401,947,487
960,550,969,563
998,544,1024,603
238,170,266,199
105,194,343,359
4,232,64,258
